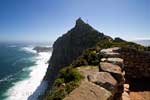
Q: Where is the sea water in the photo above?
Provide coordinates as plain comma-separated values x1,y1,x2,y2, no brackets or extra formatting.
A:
0,42,52,100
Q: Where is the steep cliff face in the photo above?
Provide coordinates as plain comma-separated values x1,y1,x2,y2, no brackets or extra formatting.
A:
118,48,150,79
44,18,112,87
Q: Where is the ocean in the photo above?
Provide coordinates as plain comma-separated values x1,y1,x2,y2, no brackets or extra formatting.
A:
0,42,52,100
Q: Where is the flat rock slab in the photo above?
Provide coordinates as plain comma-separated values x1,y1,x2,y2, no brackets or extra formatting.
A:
107,58,123,63
100,47,121,57
101,57,123,62
64,81,112,100
101,47,121,53
95,72,117,86
100,62,122,74
100,62,124,83
102,58,124,67
77,66,99,81
103,52,121,58
94,72,118,91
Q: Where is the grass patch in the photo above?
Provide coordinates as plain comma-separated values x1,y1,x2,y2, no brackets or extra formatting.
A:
43,67,83,100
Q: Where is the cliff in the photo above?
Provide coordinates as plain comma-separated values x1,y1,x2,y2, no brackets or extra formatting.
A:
44,18,112,86
42,18,150,100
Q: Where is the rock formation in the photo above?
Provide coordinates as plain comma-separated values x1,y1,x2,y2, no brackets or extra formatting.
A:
41,18,150,100
33,46,52,53
64,47,125,100
44,18,112,87
118,47,150,79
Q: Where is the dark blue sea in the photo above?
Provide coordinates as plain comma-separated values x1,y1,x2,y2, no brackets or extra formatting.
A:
0,42,51,100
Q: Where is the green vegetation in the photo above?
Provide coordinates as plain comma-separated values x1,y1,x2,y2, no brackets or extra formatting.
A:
96,38,150,51
72,48,103,67
43,67,83,100
71,38,150,68
59,67,83,83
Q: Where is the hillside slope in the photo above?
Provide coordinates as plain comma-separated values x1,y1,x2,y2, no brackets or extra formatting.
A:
44,18,112,86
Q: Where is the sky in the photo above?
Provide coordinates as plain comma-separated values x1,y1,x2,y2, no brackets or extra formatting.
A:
0,0,149,42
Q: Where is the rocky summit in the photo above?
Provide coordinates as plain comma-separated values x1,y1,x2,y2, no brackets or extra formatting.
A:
44,18,112,86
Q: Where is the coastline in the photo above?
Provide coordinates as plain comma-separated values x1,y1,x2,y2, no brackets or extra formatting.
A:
3,46,51,100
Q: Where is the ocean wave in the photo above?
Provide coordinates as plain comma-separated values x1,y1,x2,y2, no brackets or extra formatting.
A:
4,51,52,100
12,57,33,66
0,75,13,83
0,70,21,84
20,46,36,54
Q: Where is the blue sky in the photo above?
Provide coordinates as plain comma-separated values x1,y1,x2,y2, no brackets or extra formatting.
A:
0,0,149,42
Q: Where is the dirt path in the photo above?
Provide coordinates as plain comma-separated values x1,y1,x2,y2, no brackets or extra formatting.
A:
130,91,150,100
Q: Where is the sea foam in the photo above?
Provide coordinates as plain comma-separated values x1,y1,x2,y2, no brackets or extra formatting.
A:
20,46,37,54
4,47,51,100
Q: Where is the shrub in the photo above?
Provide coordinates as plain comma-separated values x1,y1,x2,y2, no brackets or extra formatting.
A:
72,56,88,67
65,81,80,93
45,67,83,100
47,87,66,100
82,49,100,65
59,67,83,83
54,78,64,87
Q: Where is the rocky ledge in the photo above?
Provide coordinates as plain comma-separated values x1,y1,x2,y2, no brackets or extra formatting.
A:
64,47,127,100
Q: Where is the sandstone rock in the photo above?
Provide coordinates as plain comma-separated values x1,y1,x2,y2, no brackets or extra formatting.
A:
124,84,129,92
77,66,99,82
101,47,121,58
121,91,130,100
64,82,112,100
107,58,123,67
101,47,121,53
94,72,118,91
77,67,122,97
100,62,124,83
87,75,95,82
101,57,124,67
103,52,121,58
100,62,122,74
101,58,107,62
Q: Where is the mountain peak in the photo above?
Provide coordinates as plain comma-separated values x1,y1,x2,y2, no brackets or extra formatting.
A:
75,17,86,27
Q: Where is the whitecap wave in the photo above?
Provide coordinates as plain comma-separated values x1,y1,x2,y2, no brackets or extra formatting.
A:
4,51,51,100
20,46,36,54
0,75,13,83
0,71,22,84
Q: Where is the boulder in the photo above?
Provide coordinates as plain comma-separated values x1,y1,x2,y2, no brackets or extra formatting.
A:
94,72,118,92
100,62,124,83
107,58,123,67
100,62,122,74
101,47,121,53
101,58,123,67
100,47,121,58
64,82,112,100
121,91,131,100
102,52,121,58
